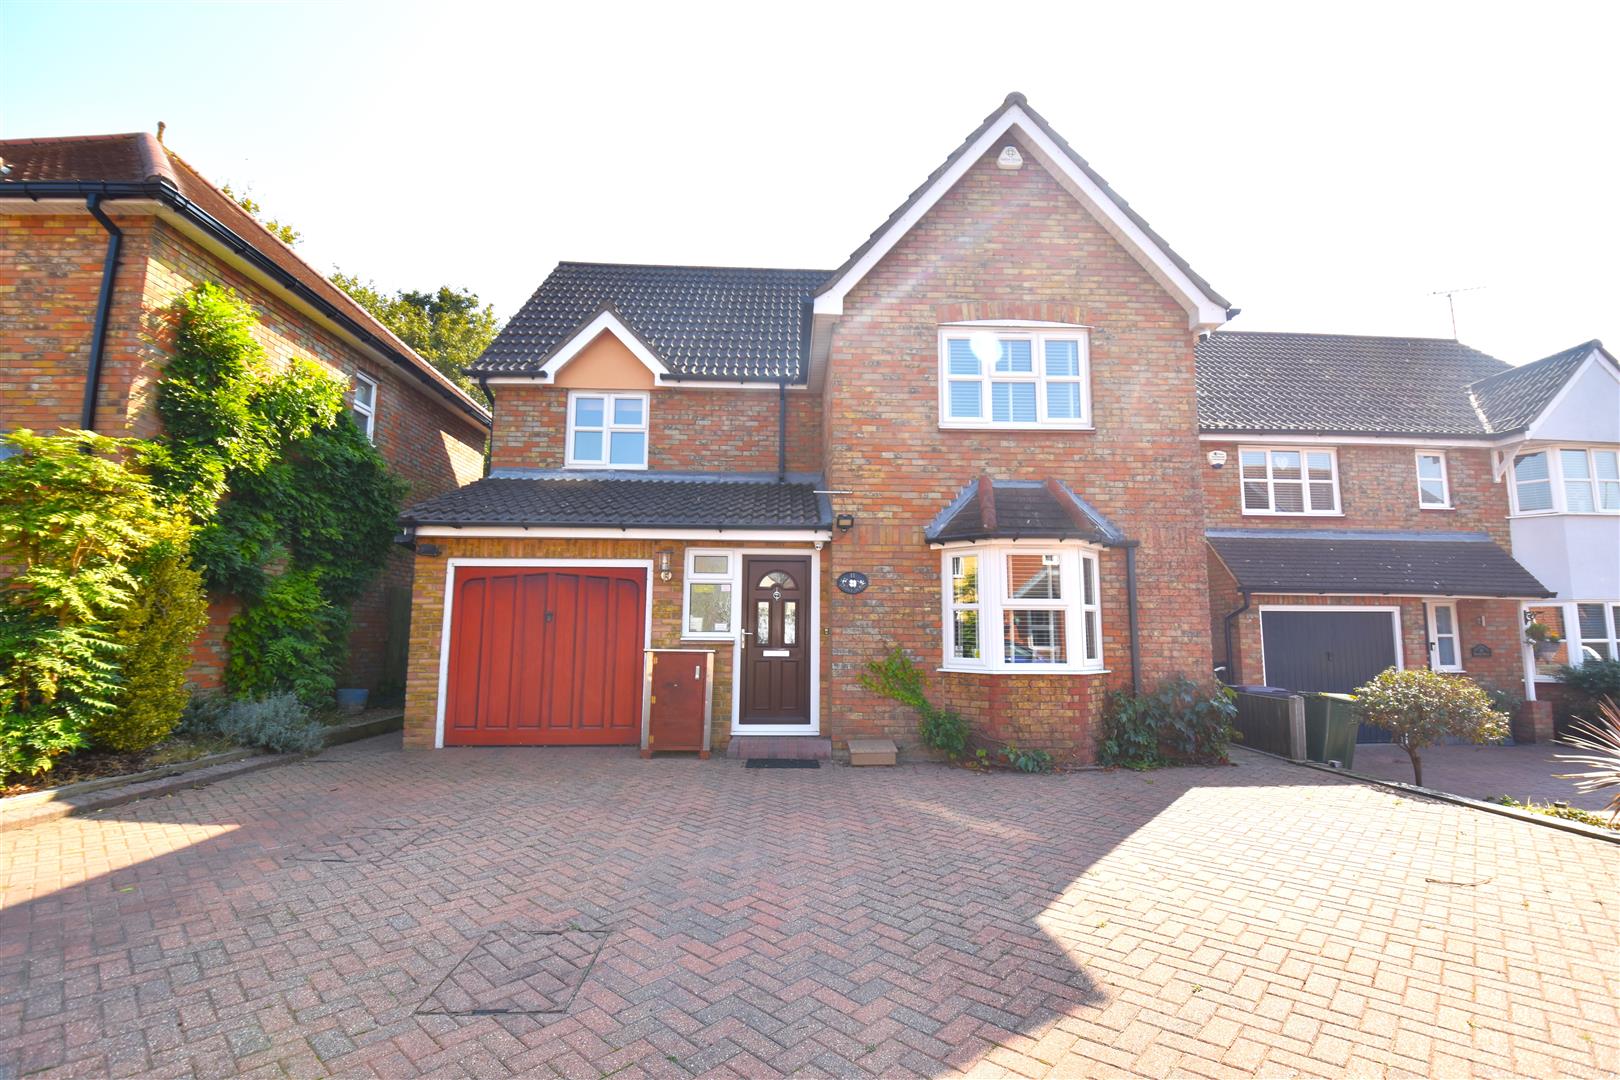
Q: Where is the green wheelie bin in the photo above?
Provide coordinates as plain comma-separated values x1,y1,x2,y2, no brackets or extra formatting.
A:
1303,692,1358,769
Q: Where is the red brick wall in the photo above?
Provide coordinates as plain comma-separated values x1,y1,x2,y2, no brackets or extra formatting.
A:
818,134,1215,763
1202,441,1511,546
489,383,822,474
1,204,488,695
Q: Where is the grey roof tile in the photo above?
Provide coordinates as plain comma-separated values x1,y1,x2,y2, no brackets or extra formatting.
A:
1196,331,1509,437
401,473,829,531
471,262,831,381
1206,528,1553,598
926,479,1125,544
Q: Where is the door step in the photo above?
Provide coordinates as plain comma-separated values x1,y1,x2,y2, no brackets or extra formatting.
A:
846,738,898,766
725,736,831,761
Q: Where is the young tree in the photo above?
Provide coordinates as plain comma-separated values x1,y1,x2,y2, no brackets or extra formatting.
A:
1351,668,1509,786
221,184,301,247
331,273,497,404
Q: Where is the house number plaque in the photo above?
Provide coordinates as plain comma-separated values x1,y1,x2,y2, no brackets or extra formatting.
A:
1470,644,1492,657
836,571,870,595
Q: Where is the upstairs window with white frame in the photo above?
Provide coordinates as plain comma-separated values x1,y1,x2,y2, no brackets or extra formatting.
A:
941,545,1102,672
350,373,377,442
566,391,648,469
1512,447,1620,514
939,327,1090,429
1240,447,1340,515
1416,452,1450,508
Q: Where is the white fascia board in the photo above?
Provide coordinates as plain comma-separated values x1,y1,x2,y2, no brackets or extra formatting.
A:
414,525,832,541
1199,432,1512,449
812,106,1229,331
535,310,671,382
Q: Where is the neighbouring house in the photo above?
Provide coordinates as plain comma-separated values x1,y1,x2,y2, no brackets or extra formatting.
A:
397,92,1612,759
0,131,492,695
1199,332,1619,737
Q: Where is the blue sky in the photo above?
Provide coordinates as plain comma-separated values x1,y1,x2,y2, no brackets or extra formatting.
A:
3,0,1615,364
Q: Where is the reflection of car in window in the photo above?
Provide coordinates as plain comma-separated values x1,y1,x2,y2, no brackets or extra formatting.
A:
1583,644,1604,663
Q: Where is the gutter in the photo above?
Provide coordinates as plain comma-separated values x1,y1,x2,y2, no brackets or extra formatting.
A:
777,378,787,482
1221,590,1252,684
1121,540,1142,695
79,193,122,432
1,179,490,428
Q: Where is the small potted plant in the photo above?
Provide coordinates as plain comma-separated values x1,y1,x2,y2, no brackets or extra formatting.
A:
1525,621,1563,660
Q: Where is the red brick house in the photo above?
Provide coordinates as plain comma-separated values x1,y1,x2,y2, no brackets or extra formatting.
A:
397,92,1607,758
0,131,491,694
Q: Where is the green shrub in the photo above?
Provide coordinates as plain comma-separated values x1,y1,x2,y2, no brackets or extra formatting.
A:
1101,678,1237,769
859,646,970,759
1557,659,1620,706
0,430,182,777
89,537,210,752
183,692,324,754
1351,668,1508,786
1002,744,1055,774
225,569,342,704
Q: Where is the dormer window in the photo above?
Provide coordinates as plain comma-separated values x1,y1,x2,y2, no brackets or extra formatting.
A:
938,326,1091,429
566,391,648,469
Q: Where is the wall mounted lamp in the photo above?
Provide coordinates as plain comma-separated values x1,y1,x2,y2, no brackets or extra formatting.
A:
658,549,675,581
835,513,855,534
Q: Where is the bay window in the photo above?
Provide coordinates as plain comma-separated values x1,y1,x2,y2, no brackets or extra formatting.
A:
566,391,649,469
1240,446,1340,515
1511,446,1620,514
939,326,1090,428
1574,602,1620,663
940,544,1102,672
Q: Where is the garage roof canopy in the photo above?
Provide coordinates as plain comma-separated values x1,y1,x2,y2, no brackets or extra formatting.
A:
1207,529,1555,598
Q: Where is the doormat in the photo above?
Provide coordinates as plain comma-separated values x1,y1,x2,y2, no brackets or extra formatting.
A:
745,759,820,769
418,929,608,1016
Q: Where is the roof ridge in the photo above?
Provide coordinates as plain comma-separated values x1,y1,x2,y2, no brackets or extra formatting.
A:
556,260,834,275
0,131,150,147
1208,329,1488,346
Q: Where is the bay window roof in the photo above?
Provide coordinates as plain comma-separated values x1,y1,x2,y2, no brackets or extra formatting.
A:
926,478,1126,545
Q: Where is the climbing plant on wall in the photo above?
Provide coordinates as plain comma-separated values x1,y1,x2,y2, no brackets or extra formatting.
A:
154,283,407,703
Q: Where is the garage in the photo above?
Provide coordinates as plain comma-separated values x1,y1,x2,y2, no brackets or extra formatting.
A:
1260,608,1400,693
441,564,646,746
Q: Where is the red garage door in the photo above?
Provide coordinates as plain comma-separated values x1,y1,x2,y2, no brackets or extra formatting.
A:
444,565,645,746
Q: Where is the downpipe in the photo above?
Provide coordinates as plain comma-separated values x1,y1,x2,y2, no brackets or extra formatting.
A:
80,193,123,432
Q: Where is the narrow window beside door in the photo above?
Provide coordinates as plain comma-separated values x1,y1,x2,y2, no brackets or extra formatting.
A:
1428,602,1461,671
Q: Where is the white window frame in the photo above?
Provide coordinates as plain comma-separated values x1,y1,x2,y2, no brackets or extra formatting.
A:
937,325,1092,430
1426,600,1463,672
938,542,1104,674
681,549,738,641
1571,601,1620,665
565,391,650,470
351,372,378,442
1509,445,1620,516
1415,451,1451,509
1239,445,1341,516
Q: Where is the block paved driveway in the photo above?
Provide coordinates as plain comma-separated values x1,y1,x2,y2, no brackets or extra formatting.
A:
2,737,1616,1079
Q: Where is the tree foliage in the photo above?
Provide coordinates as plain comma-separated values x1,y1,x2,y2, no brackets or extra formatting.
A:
0,431,187,775
221,184,301,246
1351,667,1508,786
332,273,497,403
859,646,970,759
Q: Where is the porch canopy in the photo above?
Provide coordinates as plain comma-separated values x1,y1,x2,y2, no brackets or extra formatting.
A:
1207,528,1554,598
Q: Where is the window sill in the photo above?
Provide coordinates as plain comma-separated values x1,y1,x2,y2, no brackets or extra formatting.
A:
937,665,1111,676
1239,511,1344,518
563,463,649,471
1419,505,1455,512
939,422,1094,433
681,635,734,644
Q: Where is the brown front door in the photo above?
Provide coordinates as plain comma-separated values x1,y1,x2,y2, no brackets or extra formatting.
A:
740,555,812,725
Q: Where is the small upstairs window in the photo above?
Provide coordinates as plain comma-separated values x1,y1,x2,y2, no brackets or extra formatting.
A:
566,391,648,469
1416,452,1450,508
351,373,378,442
939,326,1090,429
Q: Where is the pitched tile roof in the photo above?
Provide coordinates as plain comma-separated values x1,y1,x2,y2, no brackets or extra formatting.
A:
471,262,832,381
401,472,831,531
0,132,489,424
1206,529,1553,598
926,478,1126,545
1468,340,1604,434
1195,331,1510,437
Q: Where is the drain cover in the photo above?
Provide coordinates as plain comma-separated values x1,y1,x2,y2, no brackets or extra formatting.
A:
745,758,819,769
419,929,608,1015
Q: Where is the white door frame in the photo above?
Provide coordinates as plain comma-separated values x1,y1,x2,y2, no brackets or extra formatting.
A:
730,547,821,736
433,558,654,749
1256,604,1405,687
1424,599,1463,672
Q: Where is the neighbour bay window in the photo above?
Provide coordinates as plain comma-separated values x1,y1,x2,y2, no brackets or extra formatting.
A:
1240,446,1340,515
1511,446,1620,514
566,391,649,468
939,326,1091,428
940,544,1102,672
1574,602,1620,663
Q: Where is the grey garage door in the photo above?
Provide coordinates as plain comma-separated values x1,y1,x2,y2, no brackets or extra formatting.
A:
1261,610,1399,743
